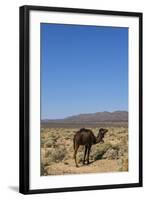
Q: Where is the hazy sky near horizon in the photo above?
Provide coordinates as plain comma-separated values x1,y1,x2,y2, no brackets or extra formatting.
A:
41,23,128,119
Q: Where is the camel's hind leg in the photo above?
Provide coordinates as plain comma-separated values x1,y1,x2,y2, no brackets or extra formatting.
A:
83,145,88,165
87,145,91,165
73,144,79,167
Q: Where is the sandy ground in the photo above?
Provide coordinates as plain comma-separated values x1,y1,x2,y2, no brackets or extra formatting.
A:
44,159,119,175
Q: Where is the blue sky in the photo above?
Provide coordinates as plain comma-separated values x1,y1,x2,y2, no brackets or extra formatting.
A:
41,23,128,119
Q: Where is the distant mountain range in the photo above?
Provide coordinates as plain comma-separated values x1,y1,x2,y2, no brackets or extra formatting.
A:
42,111,128,123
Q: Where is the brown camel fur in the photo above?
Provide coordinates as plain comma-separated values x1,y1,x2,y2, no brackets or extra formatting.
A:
73,128,108,167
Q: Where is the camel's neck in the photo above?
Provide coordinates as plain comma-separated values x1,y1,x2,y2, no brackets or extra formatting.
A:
95,134,102,144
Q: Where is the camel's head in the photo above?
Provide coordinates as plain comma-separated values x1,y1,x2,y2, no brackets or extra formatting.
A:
98,128,108,139
96,128,108,144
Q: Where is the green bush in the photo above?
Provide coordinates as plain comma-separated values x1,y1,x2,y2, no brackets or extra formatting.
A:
92,143,112,160
46,145,67,163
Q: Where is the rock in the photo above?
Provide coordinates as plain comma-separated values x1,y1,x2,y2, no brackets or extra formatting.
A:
64,161,69,165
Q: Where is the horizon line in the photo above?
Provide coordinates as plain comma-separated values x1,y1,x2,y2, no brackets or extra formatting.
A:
41,110,128,120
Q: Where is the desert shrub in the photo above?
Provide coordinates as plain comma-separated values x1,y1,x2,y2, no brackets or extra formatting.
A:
45,145,67,164
64,135,72,140
117,128,127,134
92,143,112,160
117,143,128,157
41,145,67,165
52,146,66,162
61,130,73,139
112,142,128,156
41,138,47,148
44,138,55,148
101,141,128,160
78,146,84,152
65,130,72,133
121,136,128,145
51,133,60,139
41,163,45,175
111,144,120,151
63,154,70,161
102,147,119,159
78,152,84,163
41,157,50,166
45,148,53,157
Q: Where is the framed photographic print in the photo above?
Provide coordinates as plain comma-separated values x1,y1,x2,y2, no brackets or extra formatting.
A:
19,5,143,194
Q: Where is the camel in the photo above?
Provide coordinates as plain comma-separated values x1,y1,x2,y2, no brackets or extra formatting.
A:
73,128,108,167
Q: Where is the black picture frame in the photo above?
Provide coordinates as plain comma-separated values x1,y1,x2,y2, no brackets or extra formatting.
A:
19,5,143,194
